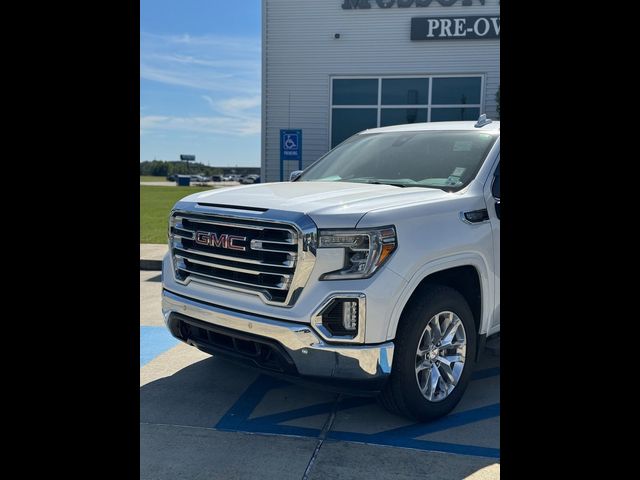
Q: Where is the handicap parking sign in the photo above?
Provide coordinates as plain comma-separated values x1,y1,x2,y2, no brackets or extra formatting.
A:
280,129,302,161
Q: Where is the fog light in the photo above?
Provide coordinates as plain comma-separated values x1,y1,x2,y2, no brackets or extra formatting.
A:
311,295,366,343
322,299,359,336
342,300,358,331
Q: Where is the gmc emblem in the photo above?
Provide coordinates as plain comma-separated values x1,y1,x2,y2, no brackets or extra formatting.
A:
195,232,247,252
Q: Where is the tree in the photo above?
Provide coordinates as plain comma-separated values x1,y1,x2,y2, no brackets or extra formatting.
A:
140,160,224,177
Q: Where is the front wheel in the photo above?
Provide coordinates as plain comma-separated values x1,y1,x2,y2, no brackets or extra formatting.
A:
378,285,477,421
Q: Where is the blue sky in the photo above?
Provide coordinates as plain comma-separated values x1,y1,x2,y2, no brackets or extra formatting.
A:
140,0,261,167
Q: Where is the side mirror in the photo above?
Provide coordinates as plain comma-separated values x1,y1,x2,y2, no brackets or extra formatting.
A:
289,170,303,182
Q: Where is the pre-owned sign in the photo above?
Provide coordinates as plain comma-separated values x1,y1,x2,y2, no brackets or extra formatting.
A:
411,16,499,40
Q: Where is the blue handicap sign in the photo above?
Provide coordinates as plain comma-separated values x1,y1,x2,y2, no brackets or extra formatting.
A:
280,129,302,161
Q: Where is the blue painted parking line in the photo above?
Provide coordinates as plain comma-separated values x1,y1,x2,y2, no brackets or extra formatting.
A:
140,326,180,367
328,431,499,459
215,367,500,458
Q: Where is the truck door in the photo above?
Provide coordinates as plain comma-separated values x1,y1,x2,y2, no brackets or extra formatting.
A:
485,158,500,333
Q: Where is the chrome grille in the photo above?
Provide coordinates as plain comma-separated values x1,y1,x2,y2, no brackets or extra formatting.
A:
169,210,314,305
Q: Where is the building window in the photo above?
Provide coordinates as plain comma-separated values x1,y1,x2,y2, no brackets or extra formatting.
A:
331,75,483,147
331,108,378,150
380,108,429,127
381,78,429,105
333,79,378,105
432,77,481,105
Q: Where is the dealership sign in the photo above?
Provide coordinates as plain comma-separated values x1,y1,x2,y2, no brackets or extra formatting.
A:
342,0,489,9
411,15,499,40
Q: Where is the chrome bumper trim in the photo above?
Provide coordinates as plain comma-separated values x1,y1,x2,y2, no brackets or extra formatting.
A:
162,289,394,382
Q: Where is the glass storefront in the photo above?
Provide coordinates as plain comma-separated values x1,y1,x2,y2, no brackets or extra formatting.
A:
331,75,483,147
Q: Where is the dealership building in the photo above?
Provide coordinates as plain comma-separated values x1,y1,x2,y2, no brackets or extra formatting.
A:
261,0,500,182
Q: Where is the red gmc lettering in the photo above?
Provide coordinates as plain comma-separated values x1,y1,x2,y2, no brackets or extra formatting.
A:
210,233,226,248
195,232,210,245
194,232,247,251
227,236,247,252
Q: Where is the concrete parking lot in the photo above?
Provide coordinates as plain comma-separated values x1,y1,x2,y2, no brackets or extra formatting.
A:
141,271,500,479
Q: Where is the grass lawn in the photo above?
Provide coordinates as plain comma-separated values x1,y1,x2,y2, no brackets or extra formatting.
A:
140,185,213,244
140,175,169,182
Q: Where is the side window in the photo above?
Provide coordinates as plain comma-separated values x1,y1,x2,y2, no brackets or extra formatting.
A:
492,162,500,199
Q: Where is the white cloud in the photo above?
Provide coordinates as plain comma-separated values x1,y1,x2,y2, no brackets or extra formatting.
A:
140,32,261,138
140,114,260,137
217,96,261,113
140,32,260,95
202,94,261,116
140,64,246,93
201,95,216,109
150,53,259,70
157,33,261,53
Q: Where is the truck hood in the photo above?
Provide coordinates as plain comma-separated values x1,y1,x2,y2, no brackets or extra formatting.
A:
181,181,452,228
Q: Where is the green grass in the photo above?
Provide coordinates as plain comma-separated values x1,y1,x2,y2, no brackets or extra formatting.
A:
140,185,214,244
140,175,169,182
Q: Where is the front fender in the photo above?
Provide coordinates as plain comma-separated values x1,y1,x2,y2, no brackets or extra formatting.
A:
385,252,494,341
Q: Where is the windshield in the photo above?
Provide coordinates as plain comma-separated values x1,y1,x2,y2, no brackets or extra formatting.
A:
298,130,498,191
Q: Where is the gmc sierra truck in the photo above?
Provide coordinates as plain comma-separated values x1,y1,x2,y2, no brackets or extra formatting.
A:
162,116,500,420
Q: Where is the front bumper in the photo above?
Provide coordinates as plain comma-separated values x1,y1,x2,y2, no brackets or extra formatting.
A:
162,289,395,393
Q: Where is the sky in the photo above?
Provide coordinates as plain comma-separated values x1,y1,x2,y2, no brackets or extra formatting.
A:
140,0,261,167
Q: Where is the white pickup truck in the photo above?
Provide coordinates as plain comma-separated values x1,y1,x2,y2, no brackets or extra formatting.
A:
162,117,500,420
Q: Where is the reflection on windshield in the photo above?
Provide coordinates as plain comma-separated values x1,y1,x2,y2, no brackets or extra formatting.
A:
299,131,497,191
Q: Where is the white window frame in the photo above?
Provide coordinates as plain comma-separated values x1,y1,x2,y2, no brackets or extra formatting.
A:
329,74,485,149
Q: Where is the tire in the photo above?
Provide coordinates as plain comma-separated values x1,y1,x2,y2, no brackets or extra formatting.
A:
378,284,477,421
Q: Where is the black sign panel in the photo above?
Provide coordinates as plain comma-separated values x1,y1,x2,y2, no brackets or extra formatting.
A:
180,154,195,161
411,16,500,40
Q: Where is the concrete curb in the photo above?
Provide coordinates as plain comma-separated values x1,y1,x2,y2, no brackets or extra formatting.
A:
140,244,168,272
140,259,163,271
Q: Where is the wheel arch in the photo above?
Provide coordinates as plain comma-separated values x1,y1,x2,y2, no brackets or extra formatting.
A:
386,254,493,343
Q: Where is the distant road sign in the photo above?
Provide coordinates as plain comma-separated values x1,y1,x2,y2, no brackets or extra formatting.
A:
180,155,195,161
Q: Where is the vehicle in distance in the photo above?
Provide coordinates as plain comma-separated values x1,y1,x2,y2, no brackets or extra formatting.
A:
189,174,210,182
162,117,500,420
240,174,261,184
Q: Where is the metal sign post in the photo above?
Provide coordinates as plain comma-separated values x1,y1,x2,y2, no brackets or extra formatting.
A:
280,129,302,182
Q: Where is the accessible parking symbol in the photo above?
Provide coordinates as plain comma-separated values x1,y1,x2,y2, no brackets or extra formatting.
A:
280,129,302,161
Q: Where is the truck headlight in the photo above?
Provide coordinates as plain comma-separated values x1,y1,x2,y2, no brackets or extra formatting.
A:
318,226,397,280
